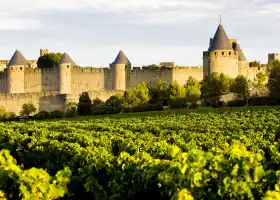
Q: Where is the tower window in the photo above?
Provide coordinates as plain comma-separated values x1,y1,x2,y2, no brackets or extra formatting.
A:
258,67,260,70
20,67,22,70
67,65,69,68
222,52,224,55
11,67,13,70
229,52,231,55
215,52,217,55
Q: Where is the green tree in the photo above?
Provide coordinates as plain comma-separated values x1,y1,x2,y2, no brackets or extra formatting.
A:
105,93,124,113
37,53,63,69
77,92,92,115
66,102,78,117
92,98,105,110
249,60,261,68
201,73,220,103
254,72,267,88
231,75,250,99
149,80,169,104
218,73,232,95
184,76,201,102
268,62,280,99
20,103,36,116
123,82,150,107
168,81,186,100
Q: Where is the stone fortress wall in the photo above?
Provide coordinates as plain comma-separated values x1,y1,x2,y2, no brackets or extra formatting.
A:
0,21,279,115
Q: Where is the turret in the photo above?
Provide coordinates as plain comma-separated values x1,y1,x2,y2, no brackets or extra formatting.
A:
7,50,28,93
110,50,131,91
59,52,74,94
203,22,239,78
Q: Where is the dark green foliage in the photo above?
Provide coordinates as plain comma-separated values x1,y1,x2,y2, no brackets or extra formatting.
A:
20,103,36,116
268,61,280,99
78,92,92,115
37,53,63,68
66,102,78,117
49,110,65,119
231,75,250,100
33,111,50,120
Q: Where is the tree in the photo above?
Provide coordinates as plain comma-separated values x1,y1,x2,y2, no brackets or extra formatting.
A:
20,103,36,116
201,73,221,103
77,92,92,115
92,98,105,110
66,102,78,117
268,62,280,99
168,81,186,100
184,76,201,102
249,60,261,68
254,72,267,88
149,80,169,104
105,93,124,113
123,82,150,107
231,75,250,100
37,53,63,69
218,73,232,95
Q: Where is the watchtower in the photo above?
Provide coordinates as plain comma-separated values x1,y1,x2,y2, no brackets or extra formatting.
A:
110,50,131,90
59,53,74,94
7,50,28,93
203,21,239,78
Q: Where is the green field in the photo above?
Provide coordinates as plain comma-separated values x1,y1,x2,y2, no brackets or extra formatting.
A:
1,107,280,199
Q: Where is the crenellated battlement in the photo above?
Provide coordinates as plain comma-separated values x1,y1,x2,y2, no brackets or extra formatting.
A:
72,66,111,74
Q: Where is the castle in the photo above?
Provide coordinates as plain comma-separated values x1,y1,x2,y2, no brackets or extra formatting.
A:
0,22,278,114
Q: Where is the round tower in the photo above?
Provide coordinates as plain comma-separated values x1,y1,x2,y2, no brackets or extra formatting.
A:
203,22,239,78
7,50,28,93
59,52,74,94
110,50,131,91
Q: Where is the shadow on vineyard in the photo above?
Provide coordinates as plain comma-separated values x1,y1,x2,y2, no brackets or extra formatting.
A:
1,107,280,199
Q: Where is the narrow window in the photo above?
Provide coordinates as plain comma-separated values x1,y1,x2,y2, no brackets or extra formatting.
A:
67,65,69,68
222,52,224,55
20,67,22,70
258,67,260,70
11,67,13,70
229,52,231,55
215,52,217,55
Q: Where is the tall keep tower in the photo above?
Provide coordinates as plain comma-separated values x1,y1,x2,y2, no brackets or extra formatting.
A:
203,22,239,78
7,50,28,93
110,51,131,91
59,53,74,94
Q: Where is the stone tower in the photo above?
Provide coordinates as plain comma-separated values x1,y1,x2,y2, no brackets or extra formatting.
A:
203,22,239,78
110,50,131,91
59,52,74,94
7,50,28,93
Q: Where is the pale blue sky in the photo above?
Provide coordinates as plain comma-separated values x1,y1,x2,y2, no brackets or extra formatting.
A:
0,0,279,67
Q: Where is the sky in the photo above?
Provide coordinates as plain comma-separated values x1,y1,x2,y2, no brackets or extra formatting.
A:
0,0,279,67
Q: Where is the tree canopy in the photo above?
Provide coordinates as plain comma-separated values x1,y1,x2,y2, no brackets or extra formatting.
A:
37,53,63,69
231,75,251,100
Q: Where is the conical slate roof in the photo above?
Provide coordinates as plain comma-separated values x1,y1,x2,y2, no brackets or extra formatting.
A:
112,51,131,65
208,24,232,51
59,53,75,64
235,44,247,61
7,50,28,66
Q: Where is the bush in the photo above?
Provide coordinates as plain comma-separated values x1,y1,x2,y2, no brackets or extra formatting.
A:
78,92,92,116
66,102,78,117
168,98,186,109
33,111,50,120
49,110,65,119
189,102,199,109
123,103,163,113
20,103,36,116
227,100,247,107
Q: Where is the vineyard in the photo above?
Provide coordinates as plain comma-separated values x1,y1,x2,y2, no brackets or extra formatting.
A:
1,107,280,199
